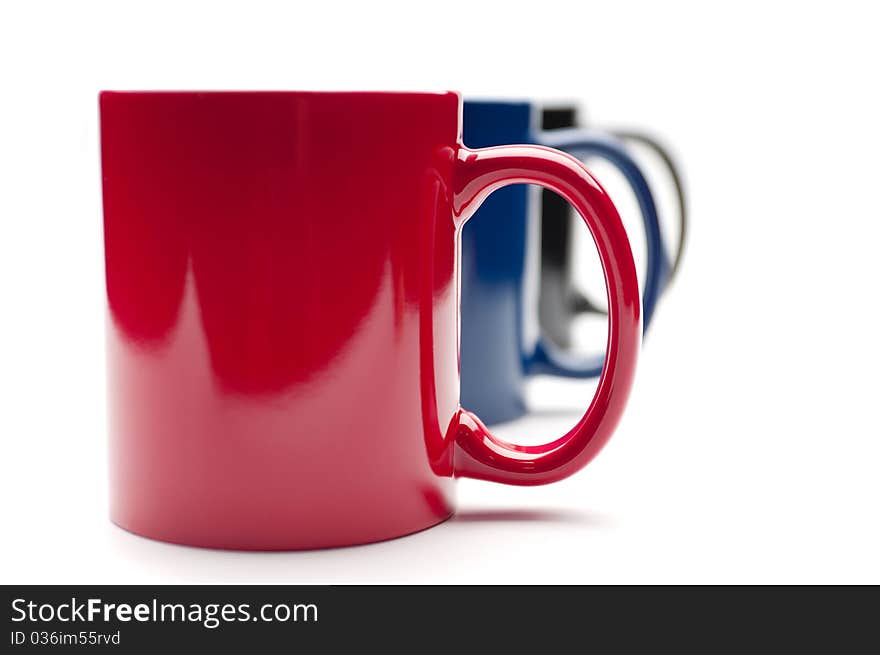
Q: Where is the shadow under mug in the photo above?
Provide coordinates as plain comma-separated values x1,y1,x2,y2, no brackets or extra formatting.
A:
460,100,666,425
100,91,641,550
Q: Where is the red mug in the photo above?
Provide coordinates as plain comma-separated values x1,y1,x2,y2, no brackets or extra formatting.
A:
100,91,641,550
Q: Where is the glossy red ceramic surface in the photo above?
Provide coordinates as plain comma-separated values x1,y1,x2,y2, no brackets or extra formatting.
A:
100,91,640,550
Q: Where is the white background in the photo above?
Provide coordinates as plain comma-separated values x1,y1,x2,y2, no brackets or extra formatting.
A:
1,0,878,584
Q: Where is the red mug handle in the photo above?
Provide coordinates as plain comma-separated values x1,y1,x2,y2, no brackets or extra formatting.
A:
452,145,642,485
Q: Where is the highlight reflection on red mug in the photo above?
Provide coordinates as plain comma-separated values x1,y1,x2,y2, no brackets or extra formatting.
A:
100,90,642,550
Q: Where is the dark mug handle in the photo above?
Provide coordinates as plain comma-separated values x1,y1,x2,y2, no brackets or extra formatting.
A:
612,130,688,282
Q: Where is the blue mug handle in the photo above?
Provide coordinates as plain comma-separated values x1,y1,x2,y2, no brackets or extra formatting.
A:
527,129,670,378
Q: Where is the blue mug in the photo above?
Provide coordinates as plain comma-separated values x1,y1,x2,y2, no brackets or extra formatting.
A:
460,99,670,424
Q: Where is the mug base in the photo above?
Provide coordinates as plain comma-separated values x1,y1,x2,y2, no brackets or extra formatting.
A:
109,511,455,552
